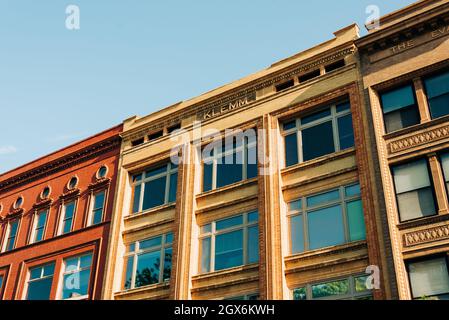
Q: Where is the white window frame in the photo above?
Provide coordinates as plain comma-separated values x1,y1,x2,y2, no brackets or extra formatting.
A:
2,219,20,252
30,209,48,244
58,252,93,300
87,190,107,227
57,201,77,236
24,263,55,300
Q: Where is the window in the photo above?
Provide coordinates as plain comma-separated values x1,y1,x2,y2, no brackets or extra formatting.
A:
408,257,449,300
200,212,259,273
131,162,178,214
89,191,105,226
275,79,295,92
392,159,437,222
97,166,108,179
167,123,181,134
282,101,354,167
40,186,51,200
13,196,23,209
26,263,55,300
288,184,366,254
441,152,449,196
31,210,47,243
424,70,449,119
3,219,19,252
60,253,93,300
298,69,321,83
58,201,76,235
123,233,173,290
202,134,258,192
380,84,420,133
131,138,144,147
293,275,373,300
67,177,78,190
148,130,163,142
325,60,345,73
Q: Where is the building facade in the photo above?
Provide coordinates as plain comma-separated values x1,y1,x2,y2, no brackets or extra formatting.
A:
356,0,449,300
0,125,122,300
102,24,395,300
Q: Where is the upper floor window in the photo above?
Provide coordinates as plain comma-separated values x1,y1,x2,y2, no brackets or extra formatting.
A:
424,70,449,120
67,176,79,190
293,274,373,300
131,163,178,214
89,191,106,226
392,159,437,222
288,183,366,254
26,263,55,300
200,212,259,274
440,152,449,196
58,201,76,235
3,219,19,252
380,84,420,133
407,257,449,300
97,165,108,179
60,253,93,300
123,233,173,290
13,196,24,209
203,135,257,192
30,210,48,244
282,101,354,167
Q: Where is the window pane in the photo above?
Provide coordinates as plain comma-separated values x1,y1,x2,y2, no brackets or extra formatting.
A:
80,255,92,269
92,209,103,225
62,269,91,299
94,192,105,209
30,267,42,280
428,93,449,119
216,155,243,188
166,233,174,244
248,211,259,223
37,211,47,228
312,279,349,299
384,105,420,133
381,85,416,114
65,203,75,219
140,236,162,250
289,199,302,212
216,215,243,231
248,226,259,264
142,177,166,210
308,205,345,250
338,114,354,150
201,238,211,273
132,184,141,213
346,200,366,242
302,121,335,162
27,277,53,300
124,256,134,290
201,224,212,234
301,108,331,125
345,184,361,197
336,101,350,113
293,287,307,300
215,230,243,271
246,145,258,179
397,188,437,221
409,258,449,299
283,120,296,131
35,228,45,242
393,159,431,193
307,190,340,207
203,161,213,192
62,218,73,234
168,172,178,203
0,276,3,291
442,153,449,183
135,251,161,288
424,71,449,99
290,215,304,254
163,247,172,282
285,133,299,167
355,276,370,292
146,165,167,178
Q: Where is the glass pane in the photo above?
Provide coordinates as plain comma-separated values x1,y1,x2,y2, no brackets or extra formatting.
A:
35,228,44,242
381,85,416,113
80,254,92,269
307,190,340,207
201,224,212,234
30,267,42,280
0,276,3,291
248,211,259,223
135,251,161,288
215,230,243,271
62,218,73,234
397,188,437,221
43,264,55,277
302,121,335,162
132,174,142,182
248,226,259,264
92,209,103,225
140,236,162,250
289,199,302,212
393,159,431,193
312,279,349,299
384,105,420,133
301,108,331,125
355,276,370,292
283,120,296,131
163,247,172,281
442,153,449,183
128,243,136,253
246,145,258,179
336,101,350,113
65,257,79,271
94,192,105,209
347,200,366,242
285,133,299,167
290,215,304,254
168,172,178,203
409,258,449,299
146,165,167,178
216,154,243,188
37,211,47,228
27,277,53,300
424,71,449,99
338,114,354,150
142,177,166,210
201,238,211,273
62,269,91,299
203,161,213,192
132,184,141,213
65,202,75,219
10,220,19,236
308,205,345,250
124,256,134,290
428,93,449,119
166,233,174,244
345,184,361,197
216,215,243,231
293,287,307,300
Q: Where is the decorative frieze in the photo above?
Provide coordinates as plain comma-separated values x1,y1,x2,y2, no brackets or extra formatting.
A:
403,224,449,247
389,125,449,154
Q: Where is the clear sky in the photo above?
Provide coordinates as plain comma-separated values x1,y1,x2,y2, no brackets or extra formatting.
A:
0,0,416,174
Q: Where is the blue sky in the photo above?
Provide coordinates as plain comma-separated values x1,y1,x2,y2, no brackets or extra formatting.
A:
0,0,416,174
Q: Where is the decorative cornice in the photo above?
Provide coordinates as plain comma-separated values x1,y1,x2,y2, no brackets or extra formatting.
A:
32,198,53,211
0,136,121,194
389,124,449,154
88,177,111,191
2,208,24,221
403,223,449,248
60,188,81,202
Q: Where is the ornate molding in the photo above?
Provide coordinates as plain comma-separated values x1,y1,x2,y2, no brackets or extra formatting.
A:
60,188,81,202
32,198,53,211
88,177,111,191
403,224,449,247
389,124,449,154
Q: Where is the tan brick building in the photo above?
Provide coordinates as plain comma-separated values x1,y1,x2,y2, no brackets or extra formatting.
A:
102,23,395,300
356,0,449,300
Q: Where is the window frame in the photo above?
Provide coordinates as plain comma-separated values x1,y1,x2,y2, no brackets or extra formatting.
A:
423,69,449,120
281,101,353,167
87,190,107,226
24,262,55,300
199,211,259,274
30,209,48,244
2,219,20,252
57,200,77,236
58,252,94,300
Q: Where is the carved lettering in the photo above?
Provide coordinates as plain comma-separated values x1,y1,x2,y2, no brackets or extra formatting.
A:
200,95,255,121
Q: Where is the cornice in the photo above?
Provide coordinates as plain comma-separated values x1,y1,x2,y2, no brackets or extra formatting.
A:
0,136,121,194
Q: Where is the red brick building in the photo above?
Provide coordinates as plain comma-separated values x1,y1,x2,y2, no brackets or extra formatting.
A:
0,125,122,300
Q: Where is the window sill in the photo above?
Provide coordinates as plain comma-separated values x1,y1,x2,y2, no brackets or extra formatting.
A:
126,203,176,222
115,281,170,298
196,177,258,200
383,114,449,141
192,263,259,281
397,213,449,231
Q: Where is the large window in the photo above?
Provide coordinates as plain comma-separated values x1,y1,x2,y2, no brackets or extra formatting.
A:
282,101,354,167
60,253,93,300
392,159,437,222
200,212,259,273
288,184,366,254
380,84,420,133
203,135,257,192
424,70,449,119
3,219,19,252
89,191,105,226
58,201,76,235
407,257,449,300
441,152,449,196
293,274,373,300
123,233,173,290
30,210,47,243
26,263,55,300
131,163,178,214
